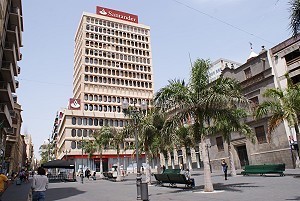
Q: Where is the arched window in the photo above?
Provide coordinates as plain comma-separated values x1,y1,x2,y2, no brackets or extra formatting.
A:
94,119,99,126
72,117,76,125
71,129,76,137
71,141,76,149
83,129,88,137
78,118,82,125
89,118,93,126
77,129,82,137
99,119,103,126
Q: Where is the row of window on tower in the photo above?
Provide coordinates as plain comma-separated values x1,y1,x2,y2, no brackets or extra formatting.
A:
86,17,149,35
84,48,150,64
85,33,150,50
71,117,128,127
84,74,152,89
84,59,151,72
84,94,149,105
86,26,149,42
84,67,151,80
85,43,150,57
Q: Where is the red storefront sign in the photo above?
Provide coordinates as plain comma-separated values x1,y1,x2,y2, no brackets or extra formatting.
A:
96,6,138,23
68,98,81,110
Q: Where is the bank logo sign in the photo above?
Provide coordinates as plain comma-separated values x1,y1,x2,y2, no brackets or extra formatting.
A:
69,98,81,110
96,6,138,23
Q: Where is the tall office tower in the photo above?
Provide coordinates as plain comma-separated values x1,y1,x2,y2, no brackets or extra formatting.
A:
55,6,154,172
0,0,24,174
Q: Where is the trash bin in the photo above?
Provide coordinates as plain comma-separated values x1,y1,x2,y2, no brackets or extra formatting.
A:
140,182,149,201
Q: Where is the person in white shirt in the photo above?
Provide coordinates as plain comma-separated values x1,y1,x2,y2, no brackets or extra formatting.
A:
32,167,49,201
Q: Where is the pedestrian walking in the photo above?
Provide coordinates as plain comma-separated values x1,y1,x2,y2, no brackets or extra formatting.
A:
0,172,9,201
32,167,49,201
221,159,228,180
162,165,166,173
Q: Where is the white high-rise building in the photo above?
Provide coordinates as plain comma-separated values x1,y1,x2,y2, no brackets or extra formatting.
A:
54,6,154,172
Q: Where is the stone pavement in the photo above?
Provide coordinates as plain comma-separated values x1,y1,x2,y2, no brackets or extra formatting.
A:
3,169,300,201
2,179,32,201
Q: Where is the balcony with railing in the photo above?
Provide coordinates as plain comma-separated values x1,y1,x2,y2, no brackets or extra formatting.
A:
0,62,14,82
3,42,17,67
9,7,22,35
6,127,17,142
0,82,14,108
0,104,12,128
6,25,21,52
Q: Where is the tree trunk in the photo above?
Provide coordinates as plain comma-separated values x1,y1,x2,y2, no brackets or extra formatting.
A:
228,142,236,176
156,154,162,173
145,151,152,184
201,137,214,192
100,152,104,179
116,150,122,181
164,157,168,170
293,123,300,167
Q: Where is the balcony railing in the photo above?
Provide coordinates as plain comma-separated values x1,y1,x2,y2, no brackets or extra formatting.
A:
0,104,12,128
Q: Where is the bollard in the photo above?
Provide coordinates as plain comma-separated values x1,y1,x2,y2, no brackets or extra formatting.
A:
140,182,149,201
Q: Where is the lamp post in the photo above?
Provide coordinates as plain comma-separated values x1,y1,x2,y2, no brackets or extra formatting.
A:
63,149,71,161
122,99,147,200
81,135,84,184
205,143,212,173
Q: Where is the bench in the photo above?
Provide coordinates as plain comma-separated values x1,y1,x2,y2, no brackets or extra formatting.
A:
241,164,285,176
154,169,195,188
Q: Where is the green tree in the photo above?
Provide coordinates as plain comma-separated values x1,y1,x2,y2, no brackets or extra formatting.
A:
93,126,113,176
155,59,248,192
83,140,97,169
39,144,49,165
111,128,125,181
138,110,157,184
175,125,195,170
289,0,300,37
255,77,300,166
215,108,254,176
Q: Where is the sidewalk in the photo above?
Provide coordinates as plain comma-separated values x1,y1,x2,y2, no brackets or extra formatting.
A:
2,179,32,201
3,169,300,201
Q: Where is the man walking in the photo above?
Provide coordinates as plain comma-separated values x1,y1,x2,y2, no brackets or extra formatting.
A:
32,167,49,201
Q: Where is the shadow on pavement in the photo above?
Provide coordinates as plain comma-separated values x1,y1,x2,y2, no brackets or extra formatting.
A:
46,187,85,201
153,182,260,194
285,196,300,200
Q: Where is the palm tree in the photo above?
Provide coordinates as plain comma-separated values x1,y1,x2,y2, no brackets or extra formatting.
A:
289,0,300,37
111,128,125,181
83,140,97,169
255,78,300,166
138,111,157,184
175,125,195,170
93,126,113,176
215,108,254,176
155,58,249,192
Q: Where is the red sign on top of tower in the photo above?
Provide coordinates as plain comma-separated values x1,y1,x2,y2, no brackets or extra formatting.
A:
96,6,138,24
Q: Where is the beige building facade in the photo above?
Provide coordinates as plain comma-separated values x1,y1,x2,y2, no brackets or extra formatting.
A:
54,7,154,172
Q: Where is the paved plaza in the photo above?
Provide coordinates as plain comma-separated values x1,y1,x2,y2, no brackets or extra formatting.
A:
3,169,300,201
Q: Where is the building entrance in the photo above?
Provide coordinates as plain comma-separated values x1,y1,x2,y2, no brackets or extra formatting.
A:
95,158,108,172
236,145,249,167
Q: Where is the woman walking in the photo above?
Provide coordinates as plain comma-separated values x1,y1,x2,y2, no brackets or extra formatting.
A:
32,167,49,201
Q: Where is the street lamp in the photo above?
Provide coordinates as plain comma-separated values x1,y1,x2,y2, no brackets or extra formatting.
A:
63,149,71,161
205,143,212,173
78,135,84,184
122,99,147,200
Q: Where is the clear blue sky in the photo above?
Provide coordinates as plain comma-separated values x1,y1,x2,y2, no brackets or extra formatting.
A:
19,0,291,159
